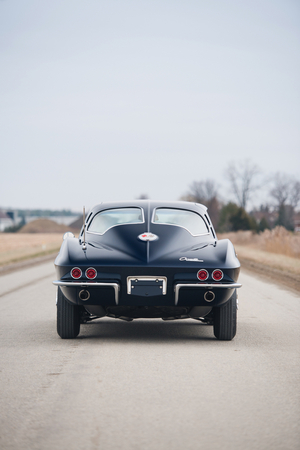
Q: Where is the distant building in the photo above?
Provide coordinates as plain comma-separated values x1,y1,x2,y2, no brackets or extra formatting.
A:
0,210,14,231
0,208,81,232
251,207,300,232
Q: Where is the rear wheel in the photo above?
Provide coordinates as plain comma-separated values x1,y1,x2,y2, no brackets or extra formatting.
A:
213,289,237,340
57,287,80,339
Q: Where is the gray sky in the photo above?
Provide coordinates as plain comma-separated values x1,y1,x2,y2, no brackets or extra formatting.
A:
1,0,299,211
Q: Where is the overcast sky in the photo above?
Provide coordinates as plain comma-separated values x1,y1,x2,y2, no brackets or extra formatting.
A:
1,0,299,211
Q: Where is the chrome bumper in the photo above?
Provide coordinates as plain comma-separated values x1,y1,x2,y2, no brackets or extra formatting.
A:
53,281,120,304
174,283,242,305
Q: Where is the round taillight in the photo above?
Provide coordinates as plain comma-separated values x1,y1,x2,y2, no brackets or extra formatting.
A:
71,267,82,279
86,267,97,279
212,269,223,281
197,269,209,281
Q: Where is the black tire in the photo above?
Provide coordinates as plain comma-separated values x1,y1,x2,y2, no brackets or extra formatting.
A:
57,287,80,339
213,289,237,340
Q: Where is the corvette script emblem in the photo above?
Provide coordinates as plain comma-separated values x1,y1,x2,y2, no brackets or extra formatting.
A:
138,232,158,242
179,257,204,262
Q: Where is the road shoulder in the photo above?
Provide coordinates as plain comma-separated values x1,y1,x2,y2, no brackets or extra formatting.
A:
239,257,300,295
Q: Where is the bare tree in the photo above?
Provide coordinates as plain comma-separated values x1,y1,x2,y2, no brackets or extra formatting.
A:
269,173,300,230
182,179,221,227
270,173,300,208
290,181,300,209
186,179,219,204
226,159,261,210
270,173,291,207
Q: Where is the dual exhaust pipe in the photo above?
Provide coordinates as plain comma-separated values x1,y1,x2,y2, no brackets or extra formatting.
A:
79,290,90,301
79,289,215,303
204,291,215,302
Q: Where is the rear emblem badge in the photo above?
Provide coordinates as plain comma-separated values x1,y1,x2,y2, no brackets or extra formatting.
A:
180,257,204,262
138,232,158,241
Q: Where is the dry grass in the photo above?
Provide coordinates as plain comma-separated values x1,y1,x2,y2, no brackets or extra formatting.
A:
218,227,300,283
0,233,65,266
232,245,300,276
0,219,80,267
218,226,300,258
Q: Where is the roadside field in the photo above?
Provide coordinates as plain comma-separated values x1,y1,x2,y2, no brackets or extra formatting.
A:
0,233,64,266
218,227,300,258
218,228,300,292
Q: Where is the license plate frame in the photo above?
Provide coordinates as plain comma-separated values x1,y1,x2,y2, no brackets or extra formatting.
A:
127,276,167,296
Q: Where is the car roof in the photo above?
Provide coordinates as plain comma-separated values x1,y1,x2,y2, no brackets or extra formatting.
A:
89,200,208,215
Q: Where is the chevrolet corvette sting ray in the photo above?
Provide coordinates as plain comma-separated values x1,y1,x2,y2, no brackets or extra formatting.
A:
53,201,241,340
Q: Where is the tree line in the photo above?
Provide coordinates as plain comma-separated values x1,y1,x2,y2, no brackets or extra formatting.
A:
181,160,300,232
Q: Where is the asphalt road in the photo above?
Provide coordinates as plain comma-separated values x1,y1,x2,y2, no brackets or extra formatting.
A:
0,261,299,450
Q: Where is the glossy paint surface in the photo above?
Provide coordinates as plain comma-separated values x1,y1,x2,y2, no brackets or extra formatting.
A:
55,201,240,308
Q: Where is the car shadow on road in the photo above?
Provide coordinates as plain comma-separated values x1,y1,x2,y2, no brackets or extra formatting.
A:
77,318,217,343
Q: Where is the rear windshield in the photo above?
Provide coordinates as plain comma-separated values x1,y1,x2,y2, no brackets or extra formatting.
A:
88,208,144,234
152,208,209,236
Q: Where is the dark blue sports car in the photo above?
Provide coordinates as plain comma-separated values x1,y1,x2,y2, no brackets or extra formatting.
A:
53,201,241,340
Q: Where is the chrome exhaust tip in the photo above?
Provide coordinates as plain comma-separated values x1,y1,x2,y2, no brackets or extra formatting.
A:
79,290,90,301
204,291,215,302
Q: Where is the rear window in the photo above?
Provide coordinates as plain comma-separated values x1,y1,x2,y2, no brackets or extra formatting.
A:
88,208,144,234
152,208,209,236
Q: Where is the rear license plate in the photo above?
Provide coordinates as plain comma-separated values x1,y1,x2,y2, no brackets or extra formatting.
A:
127,276,167,297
